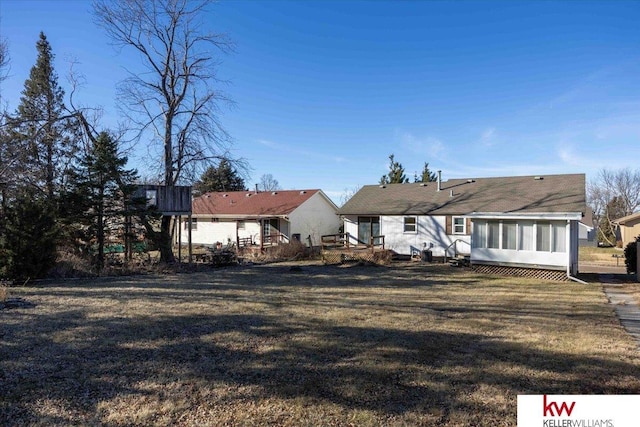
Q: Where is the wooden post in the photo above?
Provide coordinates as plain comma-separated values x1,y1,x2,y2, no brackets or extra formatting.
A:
636,241,639,282
188,215,193,265
260,219,264,252
178,215,182,264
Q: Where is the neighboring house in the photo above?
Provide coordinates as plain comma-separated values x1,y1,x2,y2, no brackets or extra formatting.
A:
338,173,586,277
579,207,597,247
614,211,640,248
183,189,340,248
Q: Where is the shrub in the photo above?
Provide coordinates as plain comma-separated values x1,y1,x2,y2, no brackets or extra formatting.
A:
267,240,308,261
623,235,640,274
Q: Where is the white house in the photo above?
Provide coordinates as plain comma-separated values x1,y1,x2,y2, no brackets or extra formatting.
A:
182,189,340,248
578,207,597,247
338,174,586,277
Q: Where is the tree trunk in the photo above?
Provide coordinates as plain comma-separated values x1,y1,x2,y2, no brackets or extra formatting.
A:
159,215,175,263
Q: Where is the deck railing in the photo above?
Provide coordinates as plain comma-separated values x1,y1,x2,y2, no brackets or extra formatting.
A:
321,233,385,252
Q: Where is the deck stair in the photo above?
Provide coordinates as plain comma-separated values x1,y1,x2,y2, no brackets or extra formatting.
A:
449,255,470,267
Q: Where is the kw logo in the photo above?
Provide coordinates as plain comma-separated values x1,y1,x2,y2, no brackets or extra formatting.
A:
543,395,576,417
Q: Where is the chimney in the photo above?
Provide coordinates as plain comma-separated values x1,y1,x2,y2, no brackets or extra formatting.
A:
255,183,259,193
437,170,442,192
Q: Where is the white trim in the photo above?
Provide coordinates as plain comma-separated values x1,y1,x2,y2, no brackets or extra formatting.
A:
467,212,582,221
403,216,417,233
452,216,466,234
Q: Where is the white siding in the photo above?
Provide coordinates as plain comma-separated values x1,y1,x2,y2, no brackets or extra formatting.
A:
288,192,340,246
179,218,260,246
342,215,470,257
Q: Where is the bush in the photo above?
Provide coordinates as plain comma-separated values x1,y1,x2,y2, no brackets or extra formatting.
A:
624,235,640,274
267,240,308,261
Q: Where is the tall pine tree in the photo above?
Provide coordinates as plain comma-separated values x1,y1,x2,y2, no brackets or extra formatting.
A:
414,162,437,183
380,154,409,185
10,32,78,200
194,159,246,193
66,131,138,270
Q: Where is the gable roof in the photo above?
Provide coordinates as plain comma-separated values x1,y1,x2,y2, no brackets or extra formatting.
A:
338,174,586,216
192,189,325,218
614,211,640,225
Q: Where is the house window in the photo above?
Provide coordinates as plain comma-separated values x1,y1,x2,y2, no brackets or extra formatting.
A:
536,222,550,252
237,221,245,229
184,218,197,230
358,216,381,245
502,221,517,250
404,217,417,233
472,221,487,248
453,216,466,234
487,221,500,249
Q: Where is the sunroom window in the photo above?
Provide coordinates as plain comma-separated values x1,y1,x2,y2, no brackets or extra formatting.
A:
502,221,517,250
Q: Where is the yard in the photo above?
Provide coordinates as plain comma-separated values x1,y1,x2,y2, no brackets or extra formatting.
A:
2,262,640,426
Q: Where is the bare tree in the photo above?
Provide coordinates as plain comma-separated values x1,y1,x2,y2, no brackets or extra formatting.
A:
587,168,640,245
340,185,361,207
0,34,9,84
94,0,234,262
258,174,281,192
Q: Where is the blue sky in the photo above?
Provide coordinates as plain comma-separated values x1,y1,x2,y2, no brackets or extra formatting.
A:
2,0,640,204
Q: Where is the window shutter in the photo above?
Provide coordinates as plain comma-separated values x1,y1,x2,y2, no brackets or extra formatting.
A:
466,218,471,235
446,216,452,235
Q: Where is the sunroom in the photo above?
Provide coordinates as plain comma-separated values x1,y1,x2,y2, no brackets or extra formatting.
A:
469,213,582,276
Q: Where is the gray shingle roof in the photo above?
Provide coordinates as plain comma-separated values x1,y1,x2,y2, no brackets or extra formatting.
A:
338,174,586,216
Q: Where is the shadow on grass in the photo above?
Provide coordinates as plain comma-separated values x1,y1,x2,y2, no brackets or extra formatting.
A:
2,265,640,425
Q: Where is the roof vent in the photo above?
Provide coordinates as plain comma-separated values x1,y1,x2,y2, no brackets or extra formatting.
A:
245,193,251,197
379,185,386,188
466,179,475,183
449,190,454,198
420,183,427,187
300,190,306,194
534,176,544,180
272,191,278,195
222,194,228,198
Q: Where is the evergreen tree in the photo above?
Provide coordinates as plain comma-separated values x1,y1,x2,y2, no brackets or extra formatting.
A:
194,160,246,193
380,154,409,185
414,162,437,183
0,188,58,281
624,235,639,274
65,131,138,270
10,32,78,200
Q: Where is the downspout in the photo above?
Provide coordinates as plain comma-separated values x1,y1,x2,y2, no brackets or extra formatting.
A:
567,265,587,284
567,219,587,284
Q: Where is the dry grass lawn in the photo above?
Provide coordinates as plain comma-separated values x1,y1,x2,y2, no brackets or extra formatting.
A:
2,262,640,426
579,245,626,266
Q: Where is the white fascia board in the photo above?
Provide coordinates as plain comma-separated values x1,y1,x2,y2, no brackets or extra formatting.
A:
466,212,583,221
191,214,289,220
